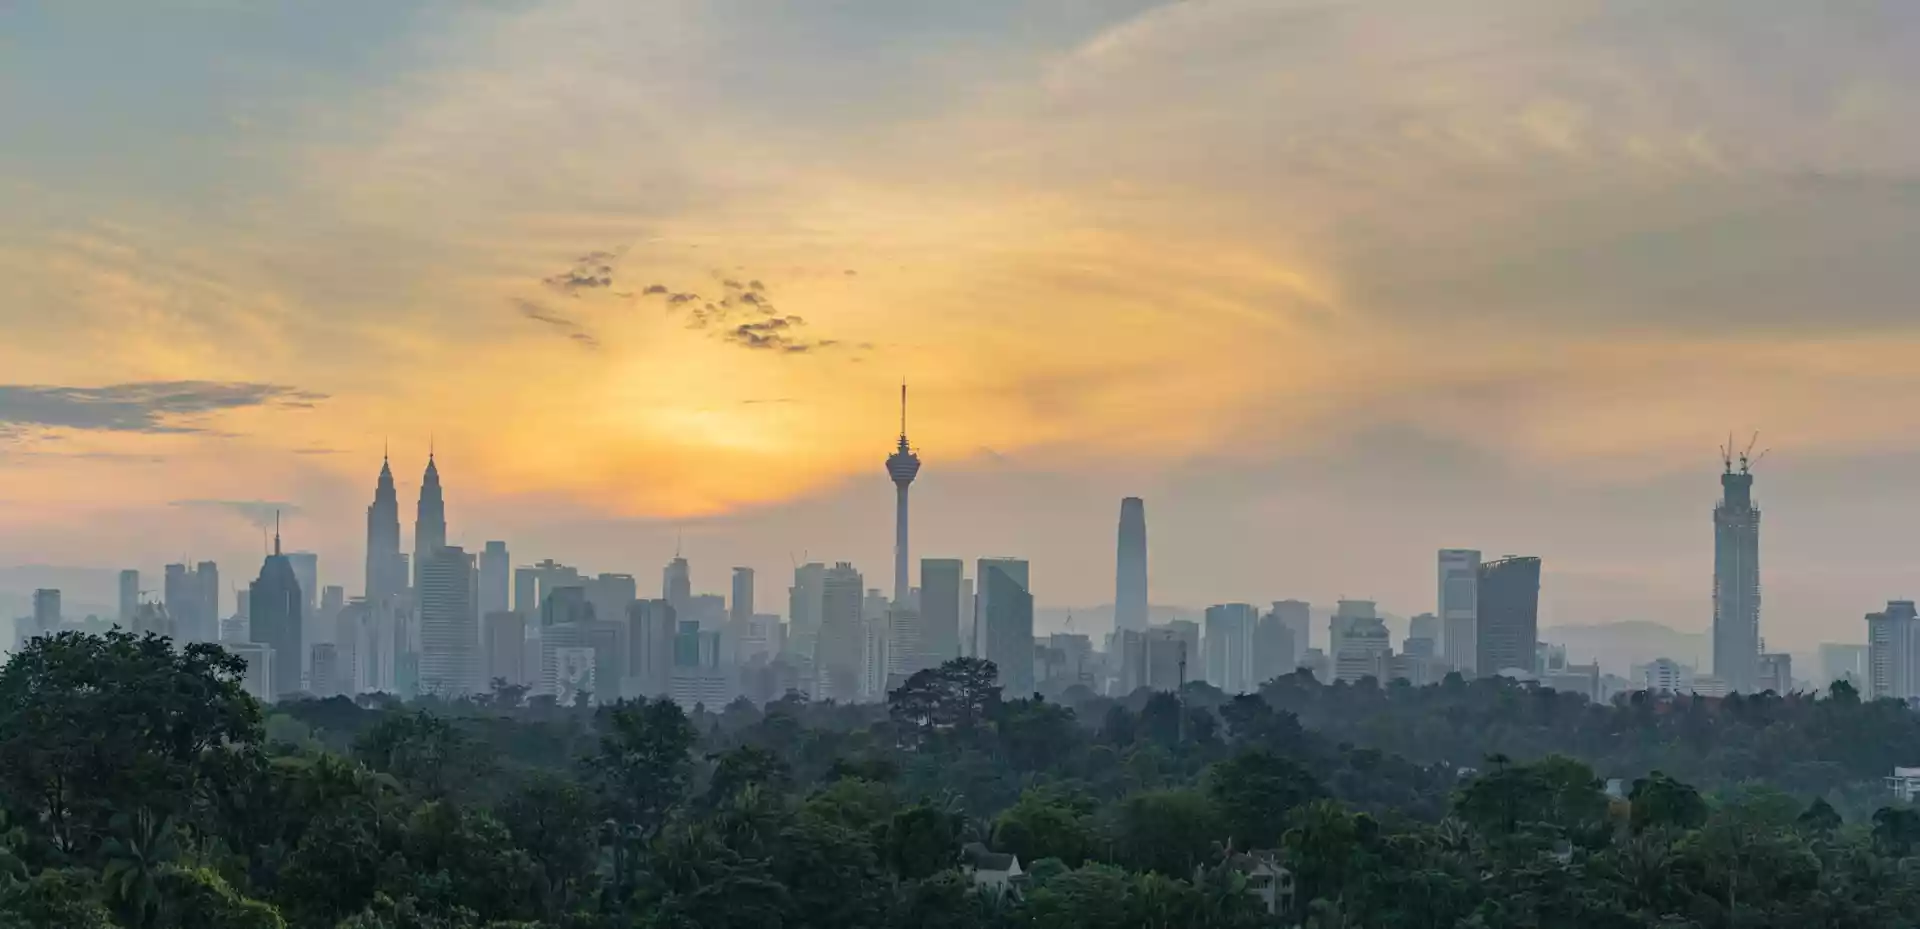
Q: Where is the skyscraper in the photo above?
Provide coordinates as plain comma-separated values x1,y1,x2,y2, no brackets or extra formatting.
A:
480,541,510,615
118,569,139,626
788,562,825,659
365,453,407,603
513,567,538,616
1867,601,1917,701
663,555,691,612
626,599,678,700
32,589,61,635
248,521,304,699
1204,603,1258,693
1271,600,1311,668
919,558,963,666
1475,556,1541,676
417,545,478,697
975,557,1034,697
1437,549,1480,673
413,453,447,590
287,552,319,615
730,567,755,624
1115,497,1148,635
885,383,921,604
1330,600,1376,658
163,562,219,643
1251,611,1296,684
1713,451,1762,693
816,563,866,701
482,610,526,689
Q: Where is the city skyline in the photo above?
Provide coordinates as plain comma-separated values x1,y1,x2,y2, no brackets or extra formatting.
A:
7,3,1920,650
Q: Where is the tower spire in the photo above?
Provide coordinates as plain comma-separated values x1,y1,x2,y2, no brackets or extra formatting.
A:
273,510,282,556
900,380,908,440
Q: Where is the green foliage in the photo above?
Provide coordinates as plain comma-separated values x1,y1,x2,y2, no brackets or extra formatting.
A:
1111,789,1223,876
1630,771,1710,833
1204,750,1326,849
992,789,1097,867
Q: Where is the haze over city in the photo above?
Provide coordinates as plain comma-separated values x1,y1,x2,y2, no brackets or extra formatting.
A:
7,0,1920,657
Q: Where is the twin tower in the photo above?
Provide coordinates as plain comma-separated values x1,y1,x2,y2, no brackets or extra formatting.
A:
364,451,446,602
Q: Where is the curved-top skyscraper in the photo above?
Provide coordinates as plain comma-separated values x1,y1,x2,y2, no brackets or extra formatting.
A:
1115,497,1148,634
886,384,920,604
414,452,447,590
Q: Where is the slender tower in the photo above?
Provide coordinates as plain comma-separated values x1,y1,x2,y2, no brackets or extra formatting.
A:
414,450,447,591
366,450,404,602
1115,497,1148,635
886,383,921,604
1713,439,1762,693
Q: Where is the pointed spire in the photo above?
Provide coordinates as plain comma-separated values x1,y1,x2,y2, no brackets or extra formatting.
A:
273,510,282,556
900,380,908,439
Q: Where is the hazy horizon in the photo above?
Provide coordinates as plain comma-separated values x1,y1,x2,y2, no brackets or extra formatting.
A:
8,2,1920,655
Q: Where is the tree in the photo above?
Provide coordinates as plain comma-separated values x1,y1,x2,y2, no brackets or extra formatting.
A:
100,810,180,929
1629,771,1708,834
151,866,284,929
497,773,601,919
0,631,259,859
1112,789,1224,876
1204,750,1326,848
0,869,117,929
881,803,965,880
354,711,492,801
1797,798,1842,834
993,789,1097,867
705,746,792,808
590,698,698,837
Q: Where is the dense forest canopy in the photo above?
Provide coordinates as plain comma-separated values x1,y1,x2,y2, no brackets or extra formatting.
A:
5,629,1920,928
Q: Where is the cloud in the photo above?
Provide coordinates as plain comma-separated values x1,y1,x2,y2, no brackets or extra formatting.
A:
642,284,669,295
541,250,617,296
169,499,302,529
514,299,600,349
722,315,840,353
0,382,325,436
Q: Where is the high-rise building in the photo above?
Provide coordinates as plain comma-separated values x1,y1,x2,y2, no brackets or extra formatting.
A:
585,574,638,634
1475,556,1541,677
1271,600,1310,669
1438,549,1481,673
413,453,447,590
417,545,478,697
1118,625,1192,693
247,523,304,699
886,383,921,604
287,552,319,615
816,563,866,701
482,610,527,689
663,555,692,614
730,567,755,624
625,599,678,700
918,558,963,667
513,567,539,616
1115,497,1149,635
1251,610,1296,684
1329,600,1376,658
1204,603,1258,693
130,601,173,639
117,570,139,626
788,562,826,659
1757,652,1792,695
1334,616,1391,683
1819,642,1869,691
229,642,275,703
32,589,61,636
1406,613,1440,659
365,453,408,603
975,557,1034,697
164,563,219,643
1713,452,1762,694
480,542,510,616
309,643,342,697
1867,601,1917,701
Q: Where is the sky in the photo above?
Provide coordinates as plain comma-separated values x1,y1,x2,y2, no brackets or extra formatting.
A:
4,0,1920,651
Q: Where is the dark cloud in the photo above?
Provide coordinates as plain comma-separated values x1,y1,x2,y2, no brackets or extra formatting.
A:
541,251,617,296
722,279,745,291
667,292,700,305
515,299,600,349
170,499,302,529
723,315,839,353
749,280,766,291
0,382,325,436
643,284,668,295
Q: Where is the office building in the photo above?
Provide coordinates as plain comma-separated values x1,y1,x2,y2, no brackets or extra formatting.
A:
919,558,963,667
1118,625,1192,694
413,453,447,590
365,453,408,603
309,643,342,697
513,567,539,616
730,567,755,625
960,576,976,658
247,523,304,699
1115,497,1149,635
863,607,892,700
1639,658,1690,694
625,599,678,700
585,573,638,633
1329,600,1376,658
788,562,826,659
164,562,220,644
479,542,510,615
1868,601,1918,701
1475,556,1541,677
541,586,595,626
1758,652,1793,695
31,588,61,636
118,569,139,626
886,603,922,680
1438,549,1480,673
1820,643,1869,691
483,610,527,689
417,545,478,697
287,552,319,616
129,601,173,639
739,613,785,666
976,557,1034,697
886,384,922,604
1334,616,1391,683
1271,600,1310,669
1204,603,1258,694
816,563,866,701
663,555,691,613
1251,611,1297,684
1405,613,1439,658
1713,451,1762,693
229,642,275,703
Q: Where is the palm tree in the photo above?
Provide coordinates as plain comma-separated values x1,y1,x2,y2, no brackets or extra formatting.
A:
101,809,180,929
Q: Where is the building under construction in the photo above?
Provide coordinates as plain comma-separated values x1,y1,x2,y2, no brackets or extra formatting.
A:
1714,437,1764,694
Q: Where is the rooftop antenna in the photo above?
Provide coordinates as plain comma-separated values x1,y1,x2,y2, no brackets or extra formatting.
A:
273,510,282,556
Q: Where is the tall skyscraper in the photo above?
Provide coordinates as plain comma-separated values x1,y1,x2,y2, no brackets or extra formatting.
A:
1330,600,1376,658
413,453,447,590
163,562,219,643
1271,600,1311,668
365,453,407,603
1115,497,1148,635
730,567,755,624
885,383,921,604
663,555,691,612
287,552,319,615
513,567,539,616
626,599,678,700
32,589,61,635
417,545,477,697
248,521,304,699
482,610,527,689
816,563,866,701
118,569,139,625
1867,601,1917,701
1251,611,1296,684
1713,450,1762,693
1475,556,1541,676
480,541,510,616
975,557,1034,697
1437,549,1480,673
788,562,826,659
919,558,963,666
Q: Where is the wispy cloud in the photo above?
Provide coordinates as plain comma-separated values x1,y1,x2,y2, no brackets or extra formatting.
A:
513,299,600,349
0,382,325,436
170,498,302,529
